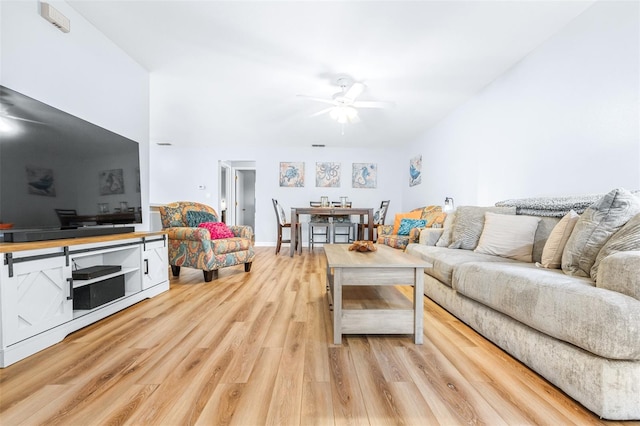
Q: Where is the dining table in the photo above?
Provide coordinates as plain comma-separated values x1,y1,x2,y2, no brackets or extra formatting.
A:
289,206,374,256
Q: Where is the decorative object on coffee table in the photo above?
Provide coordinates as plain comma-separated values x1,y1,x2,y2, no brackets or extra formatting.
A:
348,240,377,252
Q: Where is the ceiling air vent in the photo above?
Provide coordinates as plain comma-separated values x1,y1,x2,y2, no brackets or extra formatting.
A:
311,144,325,148
40,3,70,33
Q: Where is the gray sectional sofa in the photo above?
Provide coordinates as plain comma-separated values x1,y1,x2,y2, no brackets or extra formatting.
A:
406,190,640,420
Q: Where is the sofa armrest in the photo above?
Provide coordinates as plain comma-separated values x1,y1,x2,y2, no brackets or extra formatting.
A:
166,227,211,241
596,251,640,301
378,225,394,237
419,228,444,246
229,225,254,240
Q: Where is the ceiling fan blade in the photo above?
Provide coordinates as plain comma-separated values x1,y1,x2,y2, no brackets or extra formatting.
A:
297,95,339,106
343,83,365,102
2,114,46,125
352,101,395,109
309,107,333,117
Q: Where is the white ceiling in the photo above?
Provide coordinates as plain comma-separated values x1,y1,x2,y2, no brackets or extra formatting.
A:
68,0,595,149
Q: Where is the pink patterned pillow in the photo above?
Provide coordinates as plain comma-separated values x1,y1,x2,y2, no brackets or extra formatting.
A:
198,222,235,239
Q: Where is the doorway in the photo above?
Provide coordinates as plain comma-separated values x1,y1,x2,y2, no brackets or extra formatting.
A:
235,169,256,230
219,161,256,231
219,161,231,223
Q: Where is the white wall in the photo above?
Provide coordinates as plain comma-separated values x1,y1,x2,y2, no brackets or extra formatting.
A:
0,1,150,227
149,0,638,243
150,144,404,245
402,0,640,209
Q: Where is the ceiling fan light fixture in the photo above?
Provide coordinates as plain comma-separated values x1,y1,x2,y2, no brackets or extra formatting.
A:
330,105,358,123
0,116,14,133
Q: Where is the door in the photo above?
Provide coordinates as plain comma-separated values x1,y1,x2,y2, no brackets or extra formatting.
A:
235,169,255,230
219,161,232,224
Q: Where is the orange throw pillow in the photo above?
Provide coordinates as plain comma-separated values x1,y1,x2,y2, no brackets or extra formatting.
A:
393,210,423,234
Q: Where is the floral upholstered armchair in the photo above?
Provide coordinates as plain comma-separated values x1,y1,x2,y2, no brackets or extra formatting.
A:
159,201,255,282
377,205,446,250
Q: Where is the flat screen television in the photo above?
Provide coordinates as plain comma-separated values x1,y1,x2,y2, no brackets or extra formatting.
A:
0,85,142,242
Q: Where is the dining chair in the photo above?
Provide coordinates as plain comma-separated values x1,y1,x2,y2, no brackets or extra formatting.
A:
358,200,390,240
272,199,300,255
309,201,330,250
331,201,355,244
54,208,80,228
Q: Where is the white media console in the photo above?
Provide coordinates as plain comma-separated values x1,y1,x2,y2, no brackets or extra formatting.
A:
0,231,169,367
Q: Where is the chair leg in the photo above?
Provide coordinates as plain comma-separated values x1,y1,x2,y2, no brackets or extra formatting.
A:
275,227,282,255
244,262,252,272
171,265,181,277
203,269,218,282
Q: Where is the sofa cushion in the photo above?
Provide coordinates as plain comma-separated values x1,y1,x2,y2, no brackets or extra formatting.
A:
591,213,640,279
159,201,218,229
378,227,421,249
448,206,516,250
474,212,540,262
210,237,253,254
405,244,519,287
532,216,561,264
596,251,640,301
392,210,423,234
199,222,234,239
453,262,640,360
187,210,217,227
562,188,640,277
538,210,579,269
398,219,426,235
419,228,444,246
422,210,447,228
419,205,442,219
435,210,456,247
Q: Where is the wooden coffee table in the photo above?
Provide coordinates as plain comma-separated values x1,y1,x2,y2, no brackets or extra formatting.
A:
324,244,431,344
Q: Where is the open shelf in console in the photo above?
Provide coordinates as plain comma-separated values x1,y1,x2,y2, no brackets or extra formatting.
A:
71,268,138,289
69,242,142,317
72,290,141,318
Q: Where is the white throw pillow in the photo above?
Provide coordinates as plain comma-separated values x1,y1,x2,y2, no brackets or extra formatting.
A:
448,206,516,250
474,212,541,262
538,210,580,269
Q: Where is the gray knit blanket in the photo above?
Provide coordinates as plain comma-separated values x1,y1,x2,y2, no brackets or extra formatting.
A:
495,190,640,217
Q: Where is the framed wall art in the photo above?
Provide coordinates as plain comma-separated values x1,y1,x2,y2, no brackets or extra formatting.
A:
279,162,305,187
316,162,340,188
409,155,422,187
26,166,56,197
99,168,125,195
352,163,377,188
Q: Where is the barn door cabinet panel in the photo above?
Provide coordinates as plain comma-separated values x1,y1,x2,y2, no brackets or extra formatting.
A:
142,237,168,290
1,251,72,346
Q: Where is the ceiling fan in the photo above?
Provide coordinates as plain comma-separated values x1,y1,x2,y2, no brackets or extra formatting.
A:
0,95,46,133
298,76,393,124
0,107,45,133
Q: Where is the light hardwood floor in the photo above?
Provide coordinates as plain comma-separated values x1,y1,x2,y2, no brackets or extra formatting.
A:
0,246,636,425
